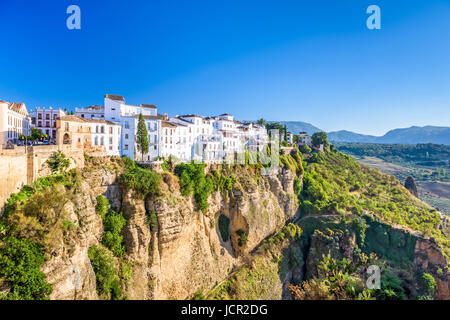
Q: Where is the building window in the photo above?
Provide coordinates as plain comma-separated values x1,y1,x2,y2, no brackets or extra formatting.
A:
109,137,113,145
124,121,129,129
124,144,128,150
100,137,104,145
109,127,113,134
94,136,98,145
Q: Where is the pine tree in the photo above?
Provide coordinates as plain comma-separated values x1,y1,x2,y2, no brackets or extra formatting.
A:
136,113,149,161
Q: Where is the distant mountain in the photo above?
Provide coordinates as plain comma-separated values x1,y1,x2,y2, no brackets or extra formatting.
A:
328,126,450,145
275,121,322,136
327,130,378,143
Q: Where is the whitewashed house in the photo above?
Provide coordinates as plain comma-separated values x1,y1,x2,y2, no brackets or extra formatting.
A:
298,131,312,146
0,100,32,146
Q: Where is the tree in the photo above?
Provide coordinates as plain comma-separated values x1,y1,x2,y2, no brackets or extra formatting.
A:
136,113,149,161
31,127,44,142
420,272,436,298
300,144,312,154
257,118,266,126
312,132,329,149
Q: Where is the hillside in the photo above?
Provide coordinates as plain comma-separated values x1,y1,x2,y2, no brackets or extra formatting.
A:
207,151,450,300
329,126,450,145
334,142,450,215
0,149,449,300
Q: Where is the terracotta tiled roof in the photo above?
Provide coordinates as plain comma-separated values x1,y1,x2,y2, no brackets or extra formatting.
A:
105,94,125,102
1,100,29,116
162,120,178,128
133,114,163,120
177,114,204,119
141,104,157,109
60,115,120,126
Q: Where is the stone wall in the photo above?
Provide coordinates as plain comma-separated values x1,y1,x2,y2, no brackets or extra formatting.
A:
0,144,102,211
0,147,28,210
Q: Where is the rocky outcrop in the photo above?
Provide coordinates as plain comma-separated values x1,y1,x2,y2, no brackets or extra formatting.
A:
142,167,299,299
405,176,418,198
304,227,356,280
414,238,450,299
40,159,299,300
42,181,103,300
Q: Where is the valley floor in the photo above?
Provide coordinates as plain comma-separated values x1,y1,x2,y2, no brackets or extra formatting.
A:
354,156,450,216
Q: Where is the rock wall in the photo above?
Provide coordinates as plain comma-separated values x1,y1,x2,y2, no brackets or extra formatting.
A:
414,238,450,299
0,145,87,211
40,161,299,300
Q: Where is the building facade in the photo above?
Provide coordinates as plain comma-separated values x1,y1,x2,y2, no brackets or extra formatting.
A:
75,105,105,120
75,94,269,162
56,115,121,156
0,100,32,146
29,107,66,142
298,131,312,146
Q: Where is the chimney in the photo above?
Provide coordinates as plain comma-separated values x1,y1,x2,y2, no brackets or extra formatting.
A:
164,112,168,120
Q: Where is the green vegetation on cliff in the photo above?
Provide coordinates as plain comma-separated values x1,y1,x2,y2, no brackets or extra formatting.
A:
300,151,449,259
88,245,122,300
0,237,52,300
120,157,161,198
175,163,214,212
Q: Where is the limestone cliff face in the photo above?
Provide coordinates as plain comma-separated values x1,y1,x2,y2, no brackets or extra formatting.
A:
143,167,299,299
414,238,450,299
42,181,103,300
42,161,299,300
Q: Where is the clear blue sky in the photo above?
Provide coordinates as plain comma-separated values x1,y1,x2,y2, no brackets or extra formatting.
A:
0,0,449,135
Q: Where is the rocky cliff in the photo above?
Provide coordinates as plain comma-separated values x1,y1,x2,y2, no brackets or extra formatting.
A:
1,152,449,301
30,157,299,300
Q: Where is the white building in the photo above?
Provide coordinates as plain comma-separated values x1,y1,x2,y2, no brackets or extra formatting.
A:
286,132,293,145
0,100,32,146
76,94,270,163
298,131,312,146
29,107,66,142
236,122,267,152
75,105,104,120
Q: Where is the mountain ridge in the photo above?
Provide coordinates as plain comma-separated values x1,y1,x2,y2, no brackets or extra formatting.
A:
328,125,450,145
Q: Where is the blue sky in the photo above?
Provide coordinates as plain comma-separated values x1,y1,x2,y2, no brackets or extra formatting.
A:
0,0,449,135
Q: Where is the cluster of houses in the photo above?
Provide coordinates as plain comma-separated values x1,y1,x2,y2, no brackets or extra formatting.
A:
1,94,290,162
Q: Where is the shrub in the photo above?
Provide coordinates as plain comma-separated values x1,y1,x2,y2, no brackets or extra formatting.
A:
420,272,436,297
374,271,407,300
236,230,248,247
174,163,214,212
147,210,158,232
102,211,127,257
300,145,312,154
218,214,230,241
47,151,70,173
0,237,52,300
192,291,206,300
88,245,122,300
119,158,161,198
95,195,110,219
